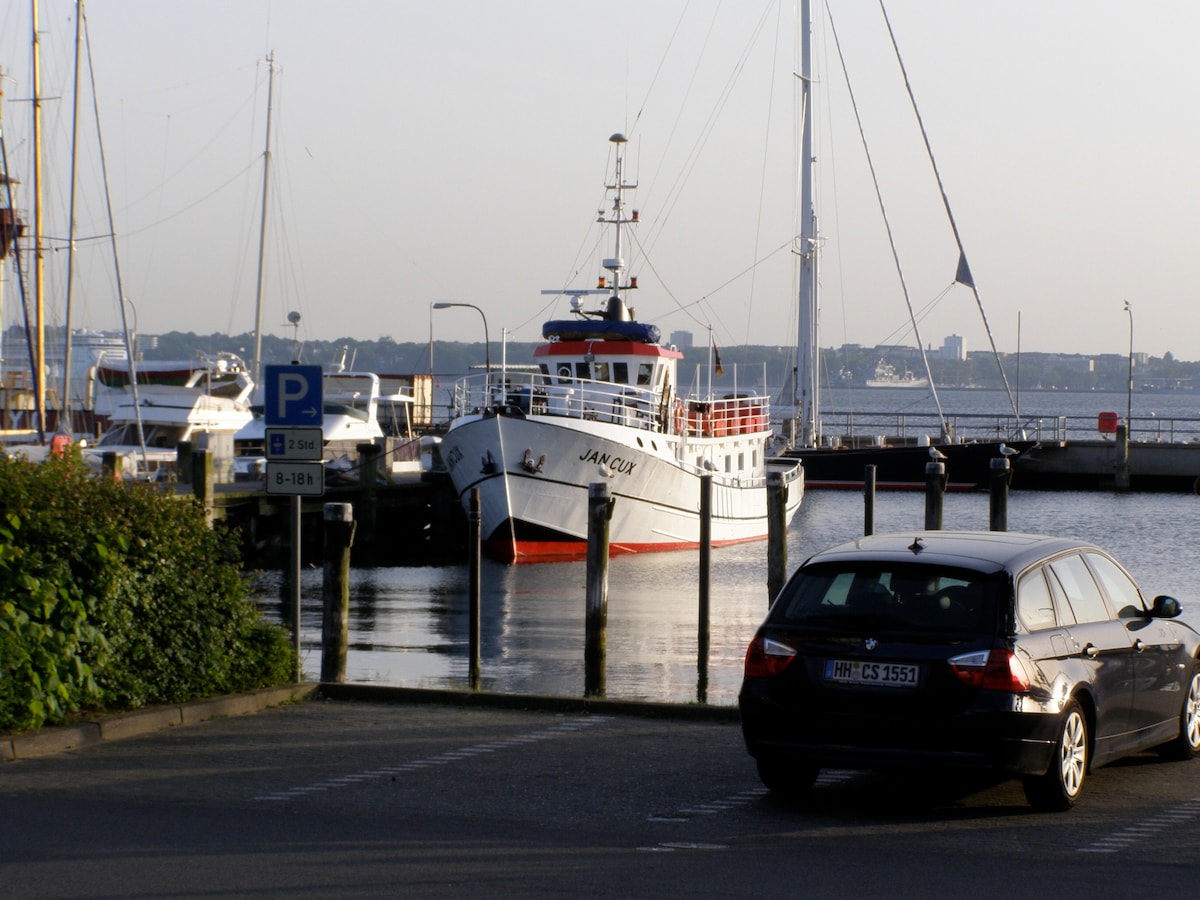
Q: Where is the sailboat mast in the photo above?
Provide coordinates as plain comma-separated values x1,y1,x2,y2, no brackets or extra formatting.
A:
61,0,85,435
31,0,45,437
251,50,276,383
796,0,820,448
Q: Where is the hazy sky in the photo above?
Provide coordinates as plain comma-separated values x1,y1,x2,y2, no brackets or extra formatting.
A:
1,1,1196,361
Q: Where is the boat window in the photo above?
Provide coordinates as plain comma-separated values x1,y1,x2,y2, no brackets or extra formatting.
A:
594,362,610,382
738,451,745,470
1047,553,1112,624
556,364,572,384
724,455,732,473
613,362,628,384
575,362,590,380
637,363,653,385
539,364,550,378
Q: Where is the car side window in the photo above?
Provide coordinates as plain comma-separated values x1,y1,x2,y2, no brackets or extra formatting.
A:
1017,569,1057,630
1047,553,1112,624
1084,552,1145,619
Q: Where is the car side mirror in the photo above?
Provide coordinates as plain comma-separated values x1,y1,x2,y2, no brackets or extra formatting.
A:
1150,595,1182,619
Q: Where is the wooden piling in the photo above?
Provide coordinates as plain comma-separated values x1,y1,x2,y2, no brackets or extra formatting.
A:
766,470,787,605
320,503,356,684
355,443,381,560
191,449,215,525
585,482,613,698
924,461,946,530
468,488,481,690
989,457,1011,531
698,473,712,703
863,465,877,535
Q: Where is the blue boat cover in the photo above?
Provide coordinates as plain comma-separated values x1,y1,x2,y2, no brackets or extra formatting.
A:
542,319,661,343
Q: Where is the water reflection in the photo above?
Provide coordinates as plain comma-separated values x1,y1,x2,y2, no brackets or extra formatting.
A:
251,489,1200,706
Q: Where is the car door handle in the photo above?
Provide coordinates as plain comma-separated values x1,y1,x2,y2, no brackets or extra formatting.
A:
1083,643,1100,659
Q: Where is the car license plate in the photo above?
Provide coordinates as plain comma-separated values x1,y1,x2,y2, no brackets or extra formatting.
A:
823,659,920,688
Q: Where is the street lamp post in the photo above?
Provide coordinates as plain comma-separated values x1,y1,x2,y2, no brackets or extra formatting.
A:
432,302,491,375
1116,300,1133,492
1124,300,1133,431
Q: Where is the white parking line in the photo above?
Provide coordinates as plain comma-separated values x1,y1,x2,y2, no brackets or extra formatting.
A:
252,715,612,802
1078,799,1200,853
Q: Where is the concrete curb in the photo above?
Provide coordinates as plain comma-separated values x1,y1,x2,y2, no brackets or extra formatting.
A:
1,683,319,762
315,683,742,722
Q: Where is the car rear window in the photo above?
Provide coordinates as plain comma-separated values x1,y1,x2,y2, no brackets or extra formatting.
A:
773,562,1001,635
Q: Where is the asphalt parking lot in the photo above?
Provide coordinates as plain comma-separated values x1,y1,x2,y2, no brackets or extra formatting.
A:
3,687,1200,898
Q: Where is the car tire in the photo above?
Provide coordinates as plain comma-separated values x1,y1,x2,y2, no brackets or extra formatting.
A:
1159,662,1200,761
755,756,819,800
1023,698,1088,812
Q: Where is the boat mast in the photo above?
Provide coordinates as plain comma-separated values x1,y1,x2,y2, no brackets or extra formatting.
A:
250,50,276,383
796,0,820,448
61,0,85,435
31,0,46,438
599,132,636,319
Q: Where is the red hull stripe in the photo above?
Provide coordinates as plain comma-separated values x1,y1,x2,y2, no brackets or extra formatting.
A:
484,534,767,564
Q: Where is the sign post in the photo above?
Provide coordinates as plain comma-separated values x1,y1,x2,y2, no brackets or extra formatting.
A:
263,365,325,681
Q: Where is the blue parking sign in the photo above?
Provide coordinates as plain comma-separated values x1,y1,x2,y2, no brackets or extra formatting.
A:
264,364,323,426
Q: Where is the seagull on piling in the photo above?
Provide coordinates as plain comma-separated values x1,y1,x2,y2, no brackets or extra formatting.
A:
998,443,1019,458
928,446,948,461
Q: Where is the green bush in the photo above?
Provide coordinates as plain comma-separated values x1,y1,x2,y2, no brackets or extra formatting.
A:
0,451,293,732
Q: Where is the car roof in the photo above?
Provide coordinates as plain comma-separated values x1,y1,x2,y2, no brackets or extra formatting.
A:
800,531,1100,577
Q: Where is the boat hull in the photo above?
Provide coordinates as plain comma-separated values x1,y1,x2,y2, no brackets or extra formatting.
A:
441,409,803,563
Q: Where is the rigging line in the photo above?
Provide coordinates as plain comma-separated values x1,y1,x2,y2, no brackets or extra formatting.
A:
877,0,1020,427
626,0,693,140
118,159,257,238
743,0,787,348
116,86,259,216
826,5,948,440
641,1,776,263
83,5,148,467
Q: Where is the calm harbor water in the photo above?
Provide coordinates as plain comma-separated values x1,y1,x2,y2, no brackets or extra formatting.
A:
252,486,1200,708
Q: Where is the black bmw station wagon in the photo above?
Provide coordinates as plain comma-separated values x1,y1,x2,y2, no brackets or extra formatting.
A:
738,531,1200,810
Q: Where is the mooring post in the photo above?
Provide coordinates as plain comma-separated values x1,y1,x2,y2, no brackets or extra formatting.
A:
191,449,215,525
698,473,712,703
585,482,613,698
355,442,381,561
863,465,877,535
989,457,1011,532
766,470,787,606
1115,423,1131,492
320,503,356,684
177,440,194,484
924,461,946,530
468,488,481,690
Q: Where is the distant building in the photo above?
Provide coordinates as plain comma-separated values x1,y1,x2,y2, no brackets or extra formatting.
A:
670,330,693,349
941,334,966,361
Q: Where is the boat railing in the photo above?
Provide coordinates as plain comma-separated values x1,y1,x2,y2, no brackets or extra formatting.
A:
447,371,773,437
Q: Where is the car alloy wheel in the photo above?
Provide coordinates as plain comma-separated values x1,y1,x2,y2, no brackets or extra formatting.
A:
1024,699,1088,811
1161,664,1200,761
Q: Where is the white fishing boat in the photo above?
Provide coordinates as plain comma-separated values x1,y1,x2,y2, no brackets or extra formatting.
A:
440,133,803,563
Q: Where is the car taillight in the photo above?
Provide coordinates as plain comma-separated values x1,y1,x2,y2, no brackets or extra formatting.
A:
948,648,1030,692
744,634,797,678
